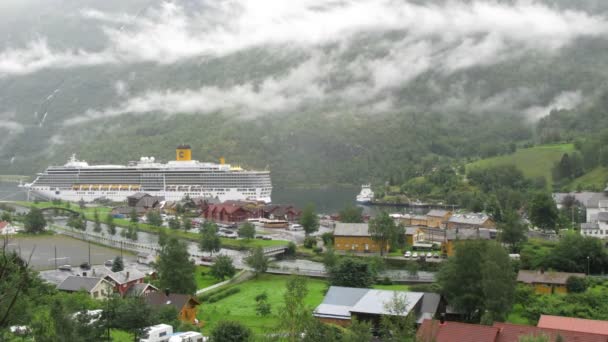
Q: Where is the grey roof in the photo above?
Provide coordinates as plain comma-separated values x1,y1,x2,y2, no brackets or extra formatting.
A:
448,214,490,225
350,290,424,316
125,283,158,297
420,293,441,314
128,192,151,200
581,222,600,230
446,228,496,241
517,270,585,285
57,276,105,292
405,227,420,235
104,268,146,285
598,212,608,222
313,286,369,319
313,286,424,319
426,210,450,218
334,223,370,237
553,192,602,208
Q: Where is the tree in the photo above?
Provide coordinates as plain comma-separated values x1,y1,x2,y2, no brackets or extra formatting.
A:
322,244,338,270
182,216,192,231
129,208,138,223
299,203,319,236
245,247,269,276
209,320,251,342
439,240,515,322
157,237,197,294
278,276,312,342
238,222,256,240
519,335,550,342
528,192,559,232
481,244,516,322
158,228,168,248
328,258,374,288
67,214,86,231
168,217,181,230
344,318,373,342
1,212,12,222
111,256,124,272
380,292,417,342
566,276,587,293
24,207,46,234
146,211,163,227
339,204,363,223
255,292,271,317
368,211,398,256
199,222,221,256
111,296,156,342
105,213,116,235
93,209,102,233
498,210,528,253
126,222,138,241
210,255,236,281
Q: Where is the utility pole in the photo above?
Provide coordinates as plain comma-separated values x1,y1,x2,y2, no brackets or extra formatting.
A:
88,240,91,265
587,255,591,275
54,246,57,270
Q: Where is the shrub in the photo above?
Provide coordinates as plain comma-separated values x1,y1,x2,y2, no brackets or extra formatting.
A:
313,247,323,254
199,287,241,302
285,242,297,257
377,276,392,285
304,236,317,248
566,276,587,293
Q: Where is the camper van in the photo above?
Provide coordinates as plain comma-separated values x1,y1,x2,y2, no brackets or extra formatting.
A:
168,331,206,342
140,324,173,342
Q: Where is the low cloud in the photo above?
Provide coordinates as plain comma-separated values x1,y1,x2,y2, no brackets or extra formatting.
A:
524,91,584,120
0,120,24,134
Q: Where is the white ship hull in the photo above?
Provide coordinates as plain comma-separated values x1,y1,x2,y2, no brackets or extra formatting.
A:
29,187,271,204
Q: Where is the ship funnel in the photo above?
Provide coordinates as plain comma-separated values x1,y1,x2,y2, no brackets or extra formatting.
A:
176,145,192,161
220,157,225,165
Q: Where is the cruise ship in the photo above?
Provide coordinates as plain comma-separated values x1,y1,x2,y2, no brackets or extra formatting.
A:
24,145,272,203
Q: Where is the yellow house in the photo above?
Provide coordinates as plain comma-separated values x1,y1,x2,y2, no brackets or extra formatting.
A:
334,223,388,253
426,210,452,228
517,270,586,294
441,228,497,257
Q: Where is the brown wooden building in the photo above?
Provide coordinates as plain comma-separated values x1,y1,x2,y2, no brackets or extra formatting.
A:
144,291,201,324
334,223,387,253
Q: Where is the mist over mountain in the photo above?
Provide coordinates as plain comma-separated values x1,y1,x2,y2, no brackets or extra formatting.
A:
1,0,607,187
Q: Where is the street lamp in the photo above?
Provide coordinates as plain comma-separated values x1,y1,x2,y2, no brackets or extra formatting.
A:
587,255,590,275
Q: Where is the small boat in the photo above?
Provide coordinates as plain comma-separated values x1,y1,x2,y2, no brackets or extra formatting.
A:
356,184,374,204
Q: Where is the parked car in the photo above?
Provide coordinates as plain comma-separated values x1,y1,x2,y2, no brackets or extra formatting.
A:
412,252,418,258
404,251,412,258
255,235,265,239
79,262,91,270
433,252,440,258
104,260,113,267
426,252,433,258
58,264,72,271
288,224,303,231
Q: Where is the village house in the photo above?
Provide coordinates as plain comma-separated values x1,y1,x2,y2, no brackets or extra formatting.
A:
313,286,444,329
203,201,260,223
127,193,163,209
103,268,146,296
333,223,387,253
417,319,608,342
405,226,497,256
426,210,452,228
125,283,159,297
446,213,495,230
144,291,201,324
0,221,18,235
57,276,114,300
517,270,585,294
263,204,302,222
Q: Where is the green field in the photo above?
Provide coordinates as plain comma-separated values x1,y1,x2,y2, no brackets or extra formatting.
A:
197,274,327,335
372,284,410,291
13,201,290,249
111,329,133,342
195,266,221,290
566,167,608,191
466,143,575,184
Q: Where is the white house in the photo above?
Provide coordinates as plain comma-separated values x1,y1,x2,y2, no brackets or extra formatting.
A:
0,221,18,235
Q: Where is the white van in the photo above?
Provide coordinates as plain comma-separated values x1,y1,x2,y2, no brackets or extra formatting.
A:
140,324,173,342
168,332,206,342
289,224,303,231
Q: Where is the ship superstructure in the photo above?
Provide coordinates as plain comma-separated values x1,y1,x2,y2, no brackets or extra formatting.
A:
356,184,374,204
25,145,272,203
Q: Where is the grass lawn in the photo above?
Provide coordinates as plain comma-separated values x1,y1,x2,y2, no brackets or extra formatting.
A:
372,284,410,291
13,201,290,249
567,167,608,191
111,329,133,342
197,274,327,335
195,266,221,289
466,143,574,185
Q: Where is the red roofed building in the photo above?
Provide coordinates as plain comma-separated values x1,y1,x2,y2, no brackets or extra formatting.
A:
203,202,262,223
537,315,608,336
417,319,499,342
418,320,608,342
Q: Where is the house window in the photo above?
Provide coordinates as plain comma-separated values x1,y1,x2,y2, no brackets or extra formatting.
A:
93,291,99,298
159,332,167,337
